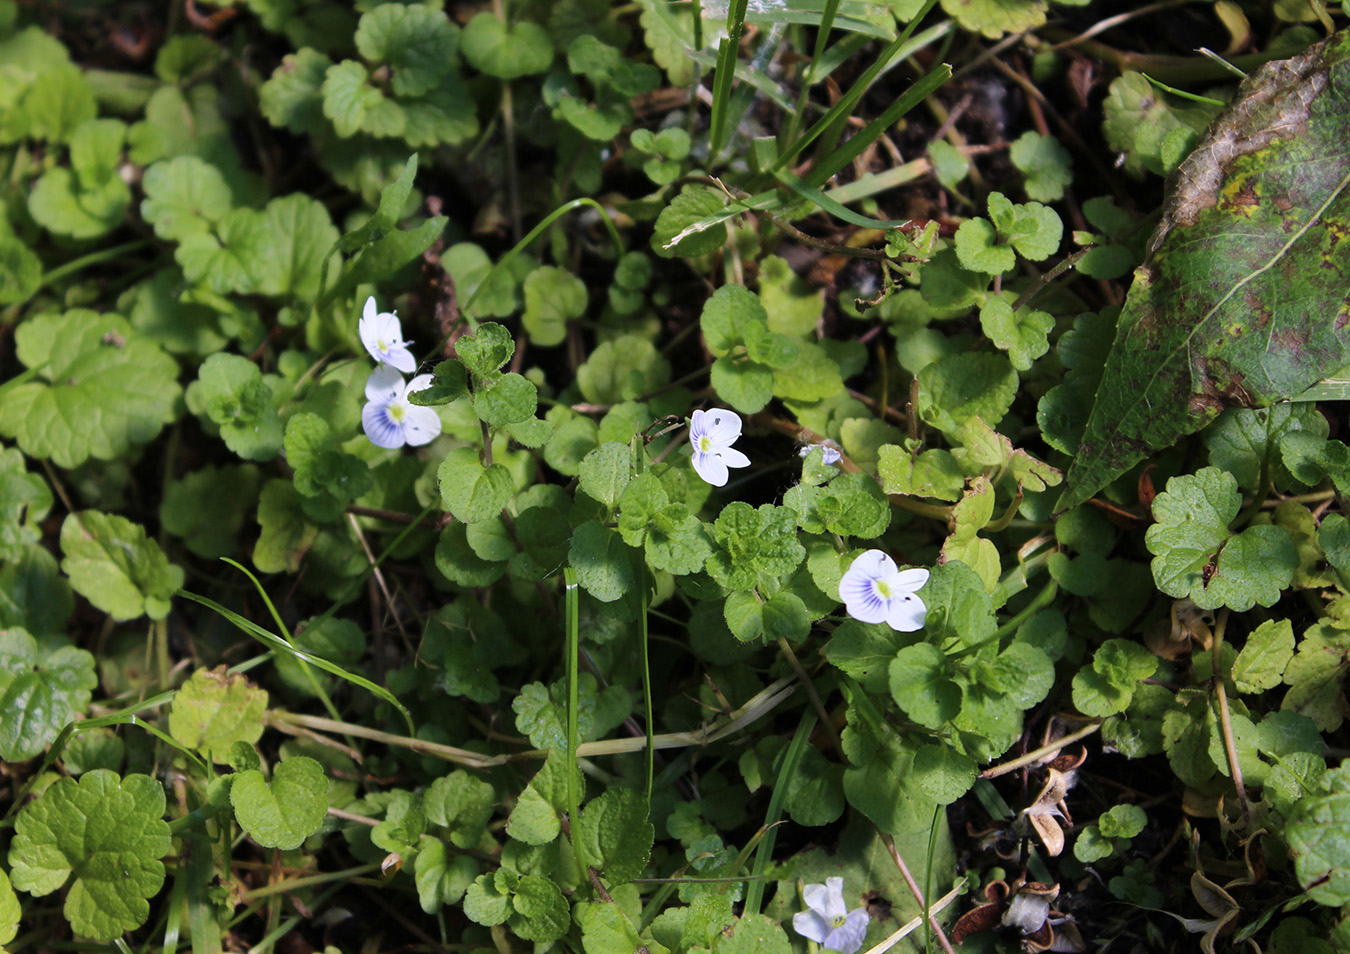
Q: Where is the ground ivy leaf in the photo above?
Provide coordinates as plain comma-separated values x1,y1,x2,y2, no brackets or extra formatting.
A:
1061,33,1350,510
456,322,515,380
160,464,262,559
1287,764,1350,905
184,354,283,461
1282,620,1350,731
254,479,318,574
712,913,791,954
576,787,654,886
915,352,1018,437
255,193,338,302
0,310,181,469
0,866,17,947
284,413,372,503
259,48,333,137
889,644,960,729
1146,467,1296,611
321,59,383,138
954,217,1013,274
0,446,51,561
979,297,1054,371
877,445,965,501
913,743,977,804
1010,130,1073,202
168,666,268,764
941,0,1046,39
140,155,232,241
9,770,171,942
60,511,184,621
0,627,96,761
438,448,514,523
231,756,328,850
1204,404,1327,492
460,12,553,79
415,840,478,912
355,4,459,97
652,186,728,259
987,191,1062,261
416,772,489,854
522,265,587,347
509,874,570,941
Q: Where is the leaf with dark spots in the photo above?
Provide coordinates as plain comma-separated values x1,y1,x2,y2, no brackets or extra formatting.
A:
1059,30,1350,512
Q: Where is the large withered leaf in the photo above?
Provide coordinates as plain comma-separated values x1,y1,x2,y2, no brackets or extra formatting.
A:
1058,31,1350,512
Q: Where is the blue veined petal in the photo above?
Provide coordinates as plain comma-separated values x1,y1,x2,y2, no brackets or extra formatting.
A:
362,402,406,449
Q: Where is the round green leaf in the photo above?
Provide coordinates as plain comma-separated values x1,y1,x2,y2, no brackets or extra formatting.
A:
230,756,329,850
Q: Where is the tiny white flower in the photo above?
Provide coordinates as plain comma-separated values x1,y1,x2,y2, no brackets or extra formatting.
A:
359,296,416,373
799,442,842,465
689,408,751,487
792,877,870,954
839,549,928,631
361,366,441,449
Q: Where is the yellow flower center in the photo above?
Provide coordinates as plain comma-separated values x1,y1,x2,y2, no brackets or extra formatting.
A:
697,435,712,452
873,579,893,600
389,402,407,423
831,914,847,928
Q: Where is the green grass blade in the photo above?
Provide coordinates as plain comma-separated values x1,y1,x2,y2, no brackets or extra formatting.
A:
804,60,951,188
563,567,589,875
775,169,915,228
772,0,939,174
742,707,816,916
708,0,750,158
177,583,416,735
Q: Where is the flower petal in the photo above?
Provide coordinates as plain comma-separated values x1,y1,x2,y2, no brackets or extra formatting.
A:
383,344,417,374
362,402,406,449
407,373,435,393
691,449,729,487
366,365,405,402
824,908,871,954
893,567,930,592
839,568,887,624
792,910,831,945
821,878,849,921
802,883,833,919
401,404,443,446
884,593,928,632
718,446,751,470
701,407,742,444
846,549,897,583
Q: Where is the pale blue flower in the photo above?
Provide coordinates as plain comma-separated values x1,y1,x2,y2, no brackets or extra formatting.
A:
362,366,441,449
839,549,928,631
689,408,750,487
792,877,870,954
359,296,416,373
799,442,842,465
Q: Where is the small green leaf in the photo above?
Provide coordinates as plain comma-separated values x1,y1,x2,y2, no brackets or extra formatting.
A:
438,448,514,523
456,322,515,380
473,373,538,427
321,59,383,138
1232,619,1295,693
1009,130,1073,202
0,311,181,469
913,743,977,804
579,442,632,511
426,769,496,850
60,511,183,621
355,4,460,96
0,627,96,761
160,464,263,559
979,297,1053,371
652,187,728,259
889,644,960,729
230,756,328,850
140,156,232,241
522,265,587,347
569,520,638,602
9,771,171,942
415,840,478,913
1287,765,1350,905
576,788,654,886
1145,467,1298,611
460,12,554,79
168,666,268,763
916,352,1018,437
